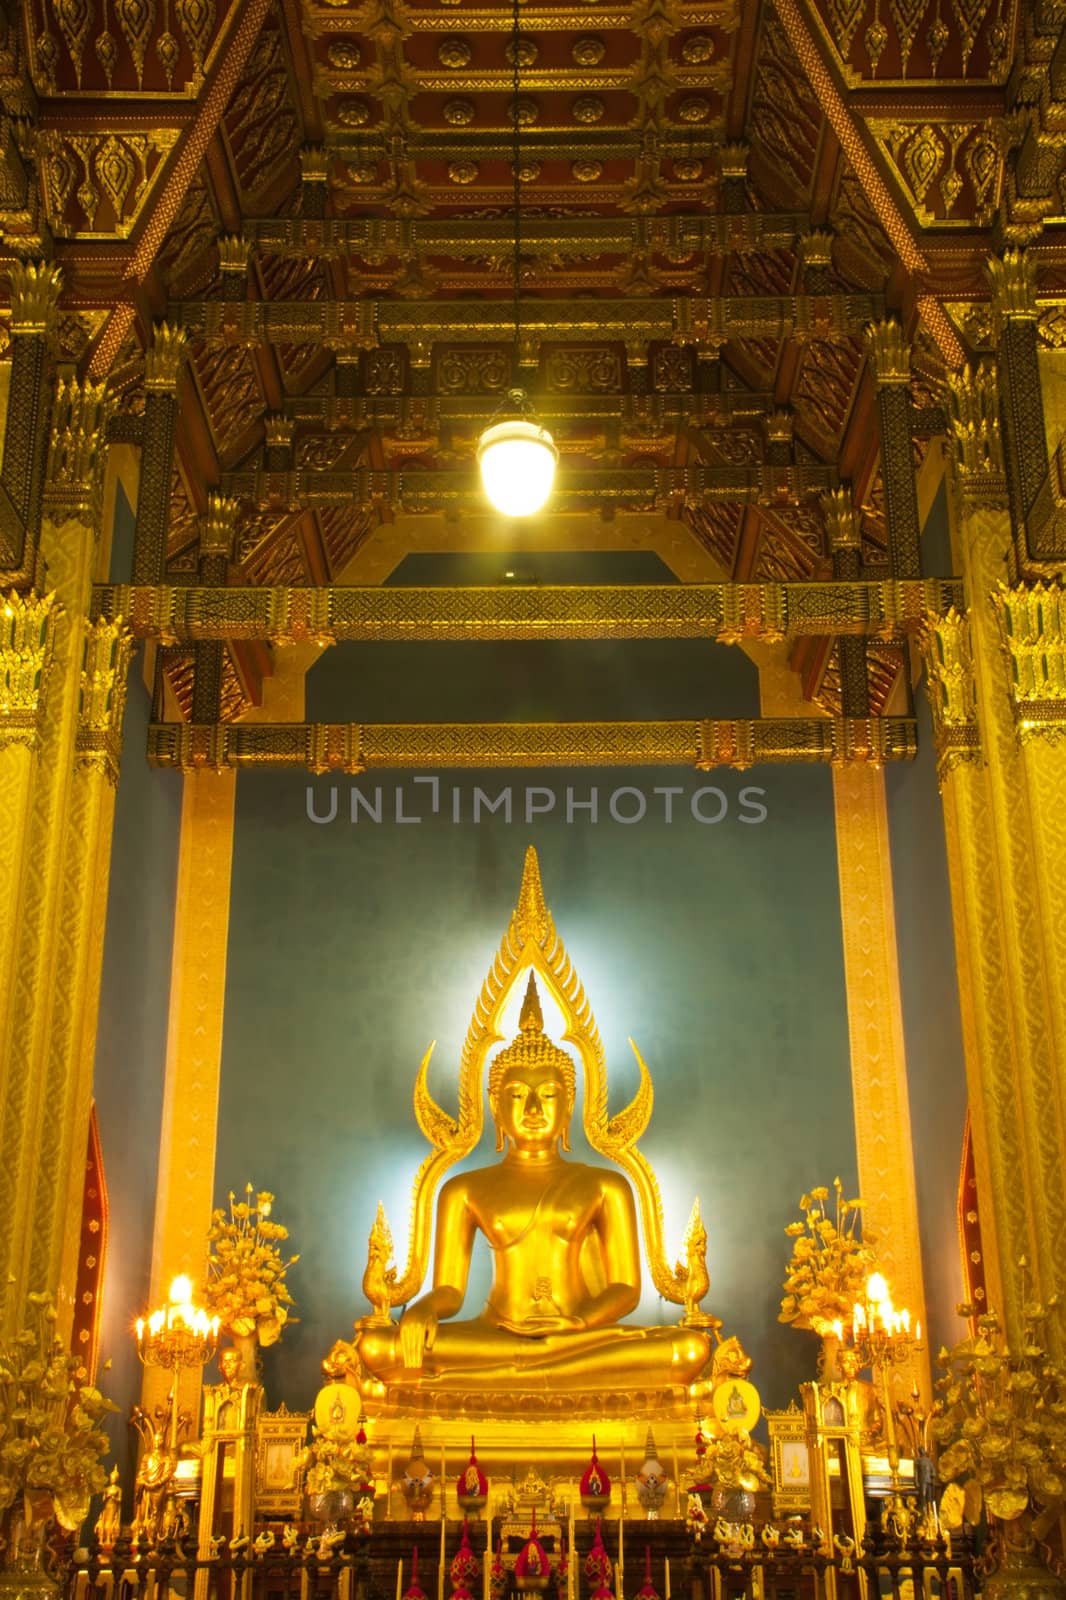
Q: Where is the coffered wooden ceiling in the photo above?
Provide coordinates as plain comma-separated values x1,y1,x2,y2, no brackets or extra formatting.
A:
1,0,1064,715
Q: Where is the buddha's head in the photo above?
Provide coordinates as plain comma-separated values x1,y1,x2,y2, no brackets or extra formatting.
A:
489,973,576,1154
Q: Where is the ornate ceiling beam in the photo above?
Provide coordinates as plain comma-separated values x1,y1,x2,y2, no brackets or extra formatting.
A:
85,0,282,377
277,394,781,425
169,293,885,348
95,578,963,643
219,462,837,509
244,213,813,258
145,714,919,772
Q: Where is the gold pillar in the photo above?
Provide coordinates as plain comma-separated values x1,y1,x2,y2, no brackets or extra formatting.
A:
144,768,236,1416
0,377,130,1338
832,762,929,1399
921,353,1066,1343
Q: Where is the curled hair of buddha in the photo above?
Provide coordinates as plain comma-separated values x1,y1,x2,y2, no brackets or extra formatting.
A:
488,973,576,1150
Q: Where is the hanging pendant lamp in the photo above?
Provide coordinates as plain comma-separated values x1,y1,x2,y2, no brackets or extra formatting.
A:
477,0,557,516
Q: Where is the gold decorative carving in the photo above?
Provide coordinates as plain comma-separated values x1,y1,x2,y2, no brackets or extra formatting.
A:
200,492,240,559
145,716,919,773
987,248,1038,325
863,318,910,386
39,130,178,238
919,607,982,780
75,619,132,783
945,362,1006,506
8,261,62,336
45,381,112,522
821,487,860,550
0,591,56,748
992,583,1066,741
217,233,253,273
143,320,186,392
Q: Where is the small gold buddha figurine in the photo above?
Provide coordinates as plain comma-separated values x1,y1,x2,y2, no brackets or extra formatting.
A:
356,974,712,1392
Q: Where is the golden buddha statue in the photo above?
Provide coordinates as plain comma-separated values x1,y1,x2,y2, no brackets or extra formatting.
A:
323,847,748,1444
357,974,712,1390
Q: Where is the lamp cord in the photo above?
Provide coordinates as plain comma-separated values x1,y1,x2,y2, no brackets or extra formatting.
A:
511,0,521,389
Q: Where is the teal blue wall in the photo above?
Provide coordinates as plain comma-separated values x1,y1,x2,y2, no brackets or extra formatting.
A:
884,481,969,1361
216,553,858,1415
94,492,183,1506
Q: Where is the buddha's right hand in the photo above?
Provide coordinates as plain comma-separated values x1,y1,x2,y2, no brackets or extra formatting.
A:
399,1302,438,1369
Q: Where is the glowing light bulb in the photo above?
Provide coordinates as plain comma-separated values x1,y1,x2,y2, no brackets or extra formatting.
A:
478,417,558,516
169,1274,193,1304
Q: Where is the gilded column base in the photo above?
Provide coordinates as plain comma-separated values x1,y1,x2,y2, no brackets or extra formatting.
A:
983,1557,1066,1600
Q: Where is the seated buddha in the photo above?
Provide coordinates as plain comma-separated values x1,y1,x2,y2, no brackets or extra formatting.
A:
356,975,713,1391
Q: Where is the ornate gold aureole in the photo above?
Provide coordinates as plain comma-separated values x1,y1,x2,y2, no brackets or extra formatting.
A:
382,846,695,1312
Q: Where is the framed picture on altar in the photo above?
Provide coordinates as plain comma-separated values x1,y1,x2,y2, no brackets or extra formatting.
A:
256,1405,310,1519
765,1404,811,1514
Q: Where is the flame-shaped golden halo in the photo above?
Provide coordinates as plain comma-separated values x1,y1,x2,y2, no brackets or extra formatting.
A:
385,845,689,1309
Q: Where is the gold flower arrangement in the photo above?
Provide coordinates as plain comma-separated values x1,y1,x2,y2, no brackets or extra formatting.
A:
300,1426,373,1496
935,1268,1066,1532
204,1185,298,1346
779,1179,877,1334
0,1293,117,1549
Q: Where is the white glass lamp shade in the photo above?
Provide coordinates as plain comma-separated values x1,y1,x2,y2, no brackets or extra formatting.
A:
477,417,558,516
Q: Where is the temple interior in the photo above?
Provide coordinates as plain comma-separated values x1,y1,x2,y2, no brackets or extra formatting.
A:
1,0,1066,1595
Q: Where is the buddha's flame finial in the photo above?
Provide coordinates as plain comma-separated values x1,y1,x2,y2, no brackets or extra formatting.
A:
513,845,551,946
519,972,544,1034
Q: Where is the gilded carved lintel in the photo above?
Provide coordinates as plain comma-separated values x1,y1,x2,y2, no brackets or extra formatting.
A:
0,588,57,748
44,380,112,522
820,486,860,551
200,492,240,559
8,261,62,336
918,607,982,783
144,321,189,394
864,318,910,386
987,248,1039,329
75,618,132,783
146,716,920,772
944,362,1007,508
992,581,1066,743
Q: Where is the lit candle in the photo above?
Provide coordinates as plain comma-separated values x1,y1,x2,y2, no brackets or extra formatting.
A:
136,1318,144,1342
396,1561,403,1600
483,1547,490,1600
664,1559,671,1600
672,1445,681,1516
916,1320,922,1344
386,1444,394,1521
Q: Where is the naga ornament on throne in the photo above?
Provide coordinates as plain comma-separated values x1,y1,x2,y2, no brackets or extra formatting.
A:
327,846,747,1423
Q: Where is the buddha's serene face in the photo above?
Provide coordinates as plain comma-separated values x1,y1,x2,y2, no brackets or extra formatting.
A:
494,1061,571,1153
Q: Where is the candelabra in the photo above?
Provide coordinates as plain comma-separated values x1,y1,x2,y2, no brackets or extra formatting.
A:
135,1276,219,1536
831,1273,923,1486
